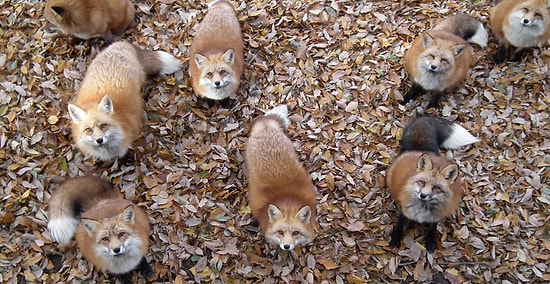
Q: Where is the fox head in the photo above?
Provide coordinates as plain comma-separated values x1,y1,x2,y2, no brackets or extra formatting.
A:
509,0,549,36
194,49,237,99
419,32,466,74
407,153,459,204
81,205,143,259
44,0,81,30
264,204,315,251
68,95,126,160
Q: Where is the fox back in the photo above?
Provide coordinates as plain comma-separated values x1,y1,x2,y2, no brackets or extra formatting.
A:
245,106,317,250
405,30,472,92
189,0,244,100
68,41,181,160
76,200,150,274
44,0,135,41
491,0,550,48
387,152,462,223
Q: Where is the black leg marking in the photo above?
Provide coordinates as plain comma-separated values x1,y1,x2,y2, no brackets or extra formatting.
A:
427,92,443,109
138,257,154,278
402,83,424,105
425,222,438,252
510,48,526,62
390,213,406,249
494,44,507,64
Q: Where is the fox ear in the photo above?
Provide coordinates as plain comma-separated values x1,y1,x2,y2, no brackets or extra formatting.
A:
118,205,135,225
51,6,65,17
98,95,114,114
268,204,282,222
222,49,235,64
422,32,435,48
68,104,86,122
81,219,99,235
453,44,467,57
417,153,433,171
441,164,459,182
194,54,208,68
296,206,311,223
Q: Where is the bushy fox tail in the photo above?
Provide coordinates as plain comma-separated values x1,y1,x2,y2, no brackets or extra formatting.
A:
400,116,480,154
47,176,117,244
133,45,182,76
434,13,489,48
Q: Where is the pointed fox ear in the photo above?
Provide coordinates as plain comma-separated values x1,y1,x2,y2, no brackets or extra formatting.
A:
81,219,100,235
51,6,65,17
441,164,459,182
268,204,282,222
118,205,135,225
222,49,235,64
453,44,467,57
68,103,86,122
194,53,208,68
98,95,114,114
296,206,311,223
422,32,435,48
417,153,433,171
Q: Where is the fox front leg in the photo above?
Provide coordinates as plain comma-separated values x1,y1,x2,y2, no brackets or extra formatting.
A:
389,213,406,249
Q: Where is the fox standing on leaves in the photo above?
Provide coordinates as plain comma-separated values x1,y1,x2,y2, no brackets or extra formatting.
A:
387,116,480,252
47,176,153,284
245,105,317,251
189,0,244,101
67,41,181,161
403,13,488,108
44,0,136,42
490,0,550,63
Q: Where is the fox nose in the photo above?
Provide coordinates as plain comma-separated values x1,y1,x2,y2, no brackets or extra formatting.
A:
96,138,104,144
283,244,291,250
113,247,120,254
522,19,530,25
419,193,430,200
430,65,437,71
214,81,221,87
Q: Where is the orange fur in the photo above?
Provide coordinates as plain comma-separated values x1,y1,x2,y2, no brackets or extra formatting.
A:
189,0,244,100
245,112,317,250
44,0,135,41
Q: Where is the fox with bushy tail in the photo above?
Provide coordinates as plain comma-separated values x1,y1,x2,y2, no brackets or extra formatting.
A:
387,116,479,252
403,13,488,108
47,176,153,284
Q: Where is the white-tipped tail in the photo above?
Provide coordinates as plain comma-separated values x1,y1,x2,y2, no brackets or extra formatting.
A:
265,105,290,130
157,51,182,75
47,216,79,244
468,22,489,48
441,123,480,149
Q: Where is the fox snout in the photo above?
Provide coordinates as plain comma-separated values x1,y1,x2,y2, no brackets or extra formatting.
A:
418,192,434,201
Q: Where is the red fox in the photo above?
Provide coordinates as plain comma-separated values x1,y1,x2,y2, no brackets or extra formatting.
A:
490,0,550,63
245,105,317,250
403,13,488,108
387,116,479,252
189,0,244,101
67,41,182,161
43,0,136,42
47,176,152,284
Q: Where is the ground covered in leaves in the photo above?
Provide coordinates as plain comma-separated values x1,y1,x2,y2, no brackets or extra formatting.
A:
1,0,549,283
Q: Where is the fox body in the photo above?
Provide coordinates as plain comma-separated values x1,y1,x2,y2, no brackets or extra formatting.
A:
245,105,317,250
68,41,181,161
387,116,479,252
189,0,244,100
44,0,136,41
490,0,550,63
403,13,488,108
47,176,152,283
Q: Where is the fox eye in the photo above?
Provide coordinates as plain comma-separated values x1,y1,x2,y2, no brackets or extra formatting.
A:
84,127,92,134
441,58,448,63
433,185,441,193
118,232,126,238
277,230,284,236
535,13,542,18
206,72,213,78
292,231,300,236
219,70,226,76
101,236,109,242
99,123,108,130
417,180,425,188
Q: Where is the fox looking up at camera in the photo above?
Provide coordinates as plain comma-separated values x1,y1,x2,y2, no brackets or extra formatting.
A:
403,13,488,108
189,0,244,101
67,41,181,161
490,0,550,63
47,176,153,284
43,0,136,42
245,105,317,251
387,116,480,252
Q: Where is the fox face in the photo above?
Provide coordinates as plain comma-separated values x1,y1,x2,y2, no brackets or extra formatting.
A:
81,205,144,274
68,95,126,160
264,204,314,250
401,154,459,223
194,49,237,100
506,1,549,46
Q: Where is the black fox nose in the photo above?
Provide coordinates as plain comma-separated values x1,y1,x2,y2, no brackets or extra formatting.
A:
419,193,428,199
96,138,103,144
430,65,437,70
214,81,221,87
113,247,120,253
283,244,291,250
522,19,530,24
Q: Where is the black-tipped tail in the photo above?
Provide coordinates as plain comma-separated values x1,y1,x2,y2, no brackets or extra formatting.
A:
435,13,488,48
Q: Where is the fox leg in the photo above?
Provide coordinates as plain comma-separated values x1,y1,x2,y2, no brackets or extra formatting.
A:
116,272,133,284
494,43,508,64
424,222,438,252
427,92,443,109
389,213,406,248
402,83,424,105
137,257,155,278
510,48,526,63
